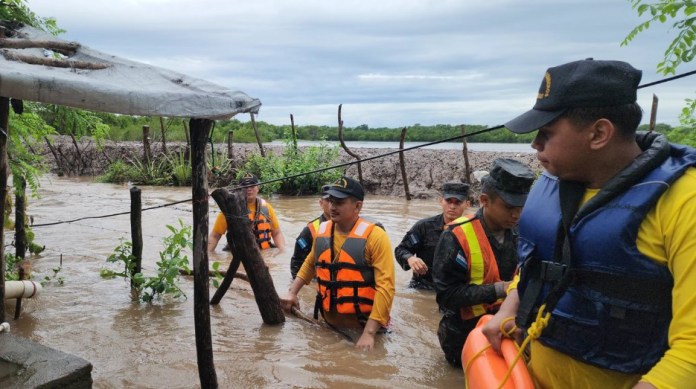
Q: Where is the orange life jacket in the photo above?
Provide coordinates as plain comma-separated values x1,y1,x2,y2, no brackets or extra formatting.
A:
250,198,273,250
449,214,502,320
307,217,322,241
314,218,376,318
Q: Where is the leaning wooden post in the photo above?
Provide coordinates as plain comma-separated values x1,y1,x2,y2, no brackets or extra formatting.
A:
159,117,168,154
142,125,152,163
398,127,411,200
461,125,472,184
130,187,143,290
209,255,243,304
337,104,363,183
0,96,10,322
189,118,217,389
250,113,266,157
290,114,298,151
227,130,234,160
209,188,285,324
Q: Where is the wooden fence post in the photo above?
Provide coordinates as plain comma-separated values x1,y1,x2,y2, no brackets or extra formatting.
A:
250,113,266,157
142,125,151,163
209,188,285,325
649,94,659,133
14,177,26,320
130,186,143,290
159,117,168,154
0,96,10,322
227,130,234,160
337,104,363,183
461,126,472,184
189,118,217,389
398,127,411,200
290,114,298,151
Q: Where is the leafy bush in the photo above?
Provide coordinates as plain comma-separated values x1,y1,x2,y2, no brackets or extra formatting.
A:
239,131,342,195
101,219,193,303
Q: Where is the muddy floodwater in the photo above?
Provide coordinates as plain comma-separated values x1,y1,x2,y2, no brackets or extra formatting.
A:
9,175,465,388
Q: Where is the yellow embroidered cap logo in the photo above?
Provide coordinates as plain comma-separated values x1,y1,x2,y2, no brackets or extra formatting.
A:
333,178,348,188
537,71,552,100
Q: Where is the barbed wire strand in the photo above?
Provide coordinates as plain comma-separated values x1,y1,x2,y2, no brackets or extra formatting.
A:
28,69,696,229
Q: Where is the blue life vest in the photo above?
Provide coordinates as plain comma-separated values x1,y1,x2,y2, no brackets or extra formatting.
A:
517,133,696,373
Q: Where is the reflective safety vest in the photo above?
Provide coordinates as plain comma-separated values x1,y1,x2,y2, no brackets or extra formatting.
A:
314,218,376,317
449,214,502,320
307,216,322,241
250,198,273,250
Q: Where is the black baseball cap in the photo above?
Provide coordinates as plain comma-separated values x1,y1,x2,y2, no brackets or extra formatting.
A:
239,173,260,186
442,182,470,201
324,176,364,201
482,159,535,207
506,59,642,134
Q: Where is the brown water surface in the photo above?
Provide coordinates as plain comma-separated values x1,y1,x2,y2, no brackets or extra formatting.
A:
11,175,463,388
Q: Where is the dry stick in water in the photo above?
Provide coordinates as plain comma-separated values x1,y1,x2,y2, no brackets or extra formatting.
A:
337,104,363,183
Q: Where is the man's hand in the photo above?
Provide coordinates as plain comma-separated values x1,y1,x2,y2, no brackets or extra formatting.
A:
280,292,299,312
481,289,520,354
355,319,382,351
407,256,428,275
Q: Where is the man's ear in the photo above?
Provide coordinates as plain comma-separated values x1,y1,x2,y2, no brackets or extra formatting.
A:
479,193,489,207
588,118,614,150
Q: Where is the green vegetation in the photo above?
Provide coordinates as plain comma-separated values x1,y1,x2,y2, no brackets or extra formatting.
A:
623,0,696,147
239,130,343,195
101,219,195,303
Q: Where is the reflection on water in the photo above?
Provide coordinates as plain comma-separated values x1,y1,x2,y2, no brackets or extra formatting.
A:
10,175,463,388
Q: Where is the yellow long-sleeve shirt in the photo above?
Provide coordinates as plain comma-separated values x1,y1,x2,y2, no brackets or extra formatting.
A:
295,221,395,327
514,167,696,389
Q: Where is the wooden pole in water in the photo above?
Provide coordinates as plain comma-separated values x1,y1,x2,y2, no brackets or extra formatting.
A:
15,176,27,260
130,187,143,290
250,113,266,157
337,104,363,183
189,118,218,389
14,177,26,320
0,96,10,322
209,188,285,324
398,127,411,200
209,256,242,304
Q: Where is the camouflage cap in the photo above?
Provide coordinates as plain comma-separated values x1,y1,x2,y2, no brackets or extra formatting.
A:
482,158,535,207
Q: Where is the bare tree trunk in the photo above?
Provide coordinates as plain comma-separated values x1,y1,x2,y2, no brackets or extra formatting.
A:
209,188,285,325
44,136,64,175
227,130,234,160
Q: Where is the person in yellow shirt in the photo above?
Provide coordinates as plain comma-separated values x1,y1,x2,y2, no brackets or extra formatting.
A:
281,176,395,351
482,59,696,389
208,173,286,254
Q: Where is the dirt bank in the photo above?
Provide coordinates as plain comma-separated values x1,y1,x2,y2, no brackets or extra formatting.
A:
42,136,541,199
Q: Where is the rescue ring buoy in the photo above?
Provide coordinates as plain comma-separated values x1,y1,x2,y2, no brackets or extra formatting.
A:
461,314,534,389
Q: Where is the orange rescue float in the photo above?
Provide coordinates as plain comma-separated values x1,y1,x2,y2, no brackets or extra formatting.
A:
461,314,534,389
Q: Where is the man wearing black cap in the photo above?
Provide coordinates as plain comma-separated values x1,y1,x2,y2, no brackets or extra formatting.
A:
432,158,534,367
282,176,395,352
289,185,332,279
482,59,696,389
395,182,470,290
208,172,286,254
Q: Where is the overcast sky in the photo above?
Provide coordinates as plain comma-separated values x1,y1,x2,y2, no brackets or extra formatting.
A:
27,0,693,128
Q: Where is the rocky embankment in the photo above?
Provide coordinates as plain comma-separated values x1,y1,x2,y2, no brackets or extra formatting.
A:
43,136,541,199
